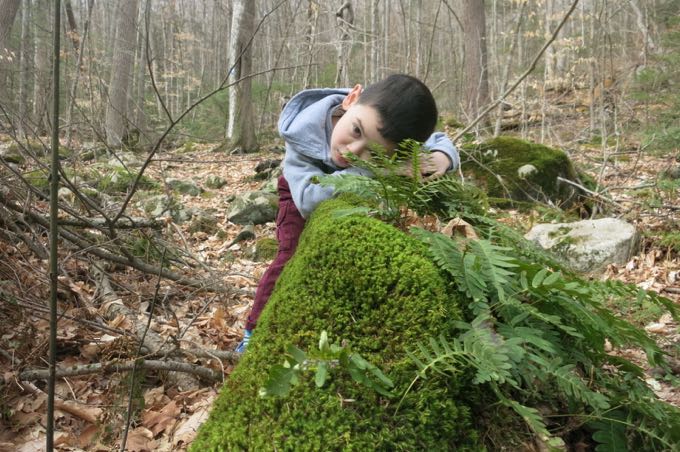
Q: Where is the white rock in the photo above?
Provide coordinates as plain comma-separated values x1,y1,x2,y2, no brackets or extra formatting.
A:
524,218,639,273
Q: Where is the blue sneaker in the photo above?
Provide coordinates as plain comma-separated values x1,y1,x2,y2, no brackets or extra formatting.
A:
235,329,252,353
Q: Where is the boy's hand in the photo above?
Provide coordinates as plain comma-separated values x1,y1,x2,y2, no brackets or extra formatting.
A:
399,151,451,180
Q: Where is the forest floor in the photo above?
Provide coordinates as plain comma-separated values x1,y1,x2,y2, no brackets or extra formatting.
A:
0,112,679,450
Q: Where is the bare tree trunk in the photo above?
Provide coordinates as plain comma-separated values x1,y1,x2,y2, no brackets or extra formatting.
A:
33,0,51,134
494,1,525,137
382,0,389,80
302,0,318,88
628,0,658,63
132,0,150,146
226,0,257,152
461,0,491,127
104,0,139,147
0,0,20,111
17,0,30,137
334,1,353,86
370,0,379,83
65,0,94,147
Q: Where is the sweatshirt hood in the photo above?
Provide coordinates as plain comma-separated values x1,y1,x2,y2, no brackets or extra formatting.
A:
278,88,350,160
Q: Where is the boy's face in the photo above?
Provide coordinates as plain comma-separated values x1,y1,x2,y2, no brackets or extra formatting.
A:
330,85,396,168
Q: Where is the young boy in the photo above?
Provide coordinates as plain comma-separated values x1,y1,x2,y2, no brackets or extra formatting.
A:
235,74,459,352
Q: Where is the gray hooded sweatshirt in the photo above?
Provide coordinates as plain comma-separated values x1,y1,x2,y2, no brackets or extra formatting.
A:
279,88,460,218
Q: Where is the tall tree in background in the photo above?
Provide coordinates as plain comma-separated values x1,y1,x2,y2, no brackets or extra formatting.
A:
334,1,354,86
17,0,30,136
461,0,490,125
105,0,139,147
226,0,257,152
33,0,51,134
0,0,20,104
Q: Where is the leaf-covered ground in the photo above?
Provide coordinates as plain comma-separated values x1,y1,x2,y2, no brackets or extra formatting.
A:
0,125,678,450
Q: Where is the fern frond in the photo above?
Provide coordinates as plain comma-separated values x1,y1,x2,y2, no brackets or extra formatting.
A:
589,411,629,452
467,239,517,302
411,228,489,303
550,363,611,411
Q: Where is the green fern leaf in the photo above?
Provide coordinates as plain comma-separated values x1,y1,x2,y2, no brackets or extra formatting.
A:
551,363,610,411
467,239,517,301
590,411,629,452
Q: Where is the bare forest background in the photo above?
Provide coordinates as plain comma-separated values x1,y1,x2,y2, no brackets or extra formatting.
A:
0,0,679,450
0,0,677,150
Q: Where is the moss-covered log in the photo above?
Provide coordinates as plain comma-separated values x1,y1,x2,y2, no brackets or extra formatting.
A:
191,195,481,451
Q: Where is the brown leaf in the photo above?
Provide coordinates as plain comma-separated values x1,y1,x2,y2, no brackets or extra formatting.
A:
172,408,210,448
142,400,180,436
441,217,479,240
125,427,157,452
77,424,99,448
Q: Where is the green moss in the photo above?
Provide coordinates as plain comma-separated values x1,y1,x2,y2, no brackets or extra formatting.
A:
23,169,50,190
659,231,680,253
252,237,278,262
191,194,480,451
96,167,159,194
462,136,583,207
442,114,464,129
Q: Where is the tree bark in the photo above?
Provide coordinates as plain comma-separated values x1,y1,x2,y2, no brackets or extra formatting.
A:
334,1,354,86
17,0,29,137
226,0,257,152
0,0,20,104
104,0,139,148
461,0,491,126
32,0,51,134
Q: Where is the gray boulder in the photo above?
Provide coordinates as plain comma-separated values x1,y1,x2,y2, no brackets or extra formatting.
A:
524,218,639,273
167,178,203,196
143,194,193,223
0,144,24,164
227,191,278,225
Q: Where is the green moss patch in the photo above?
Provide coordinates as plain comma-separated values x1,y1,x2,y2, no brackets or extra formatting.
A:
252,237,278,262
191,195,480,451
463,136,584,208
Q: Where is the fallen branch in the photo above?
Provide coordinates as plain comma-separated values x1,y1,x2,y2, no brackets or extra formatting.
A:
5,197,226,292
57,216,165,230
18,358,223,383
93,263,176,357
186,347,240,364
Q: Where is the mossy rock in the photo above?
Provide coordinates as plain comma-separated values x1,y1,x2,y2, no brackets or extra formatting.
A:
23,169,50,190
96,166,159,194
191,195,480,451
462,136,583,208
251,237,278,262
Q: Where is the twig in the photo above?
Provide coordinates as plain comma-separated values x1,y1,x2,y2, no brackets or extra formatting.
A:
556,176,624,209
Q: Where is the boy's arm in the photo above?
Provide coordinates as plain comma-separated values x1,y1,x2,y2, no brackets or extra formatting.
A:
283,147,368,219
423,132,460,173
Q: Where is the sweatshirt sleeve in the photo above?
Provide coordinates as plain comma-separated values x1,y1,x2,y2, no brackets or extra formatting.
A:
282,145,369,219
423,132,460,171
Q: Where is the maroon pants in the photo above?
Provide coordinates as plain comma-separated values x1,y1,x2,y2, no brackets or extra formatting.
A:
245,176,306,331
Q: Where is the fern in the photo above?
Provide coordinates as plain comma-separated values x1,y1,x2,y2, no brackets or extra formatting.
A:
589,411,629,452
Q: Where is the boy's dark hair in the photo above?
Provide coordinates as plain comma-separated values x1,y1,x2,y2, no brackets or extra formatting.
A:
357,73,438,144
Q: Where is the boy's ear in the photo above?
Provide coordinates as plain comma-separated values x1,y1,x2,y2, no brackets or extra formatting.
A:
341,84,363,109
